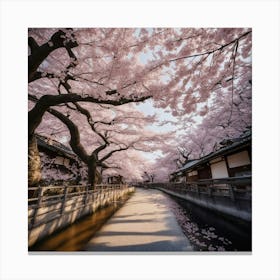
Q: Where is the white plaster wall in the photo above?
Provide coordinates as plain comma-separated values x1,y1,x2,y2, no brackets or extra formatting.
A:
210,160,229,179
227,151,250,168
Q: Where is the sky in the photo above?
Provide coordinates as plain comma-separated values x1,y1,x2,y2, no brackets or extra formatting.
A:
136,99,176,133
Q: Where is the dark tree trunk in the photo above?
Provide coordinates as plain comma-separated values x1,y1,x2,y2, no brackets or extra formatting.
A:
87,160,103,186
87,160,96,186
28,134,41,186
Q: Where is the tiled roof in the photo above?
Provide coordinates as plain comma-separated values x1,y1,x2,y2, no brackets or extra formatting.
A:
175,159,200,173
36,134,76,159
172,133,251,175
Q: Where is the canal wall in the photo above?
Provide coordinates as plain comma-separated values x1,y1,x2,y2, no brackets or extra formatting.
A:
28,185,135,247
141,182,251,223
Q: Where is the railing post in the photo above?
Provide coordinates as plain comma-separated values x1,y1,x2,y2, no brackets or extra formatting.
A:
37,185,44,206
208,184,212,197
60,186,68,214
229,184,235,201
31,185,44,229
196,184,200,194
84,184,89,205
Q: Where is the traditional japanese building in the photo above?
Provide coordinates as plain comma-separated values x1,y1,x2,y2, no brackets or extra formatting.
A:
36,134,85,185
170,131,251,182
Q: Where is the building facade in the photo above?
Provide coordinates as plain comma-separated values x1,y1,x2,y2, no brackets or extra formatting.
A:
170,131,251,183
36,134,86,185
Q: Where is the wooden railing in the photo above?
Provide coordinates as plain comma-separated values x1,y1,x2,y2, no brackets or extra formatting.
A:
142,176,251,201
28,184,131,230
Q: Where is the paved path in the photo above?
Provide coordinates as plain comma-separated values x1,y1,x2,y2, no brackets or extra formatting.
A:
84,188,193,252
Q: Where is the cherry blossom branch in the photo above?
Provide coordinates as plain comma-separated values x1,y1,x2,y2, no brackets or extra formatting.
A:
73,102,110,146
45,107,121,172
170,31,251,63
47,108,89,163
28,29,78,82
48,107,132,178
98,145,130,163
28,93,151,136
149,31,251,72
228,40,239,125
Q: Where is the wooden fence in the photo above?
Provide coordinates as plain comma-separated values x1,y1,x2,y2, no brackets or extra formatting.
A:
143,176,251,201
138,176,251,222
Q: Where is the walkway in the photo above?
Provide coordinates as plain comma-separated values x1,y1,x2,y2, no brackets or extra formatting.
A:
84,188,193,251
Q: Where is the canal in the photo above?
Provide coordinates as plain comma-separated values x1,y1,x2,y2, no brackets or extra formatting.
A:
165,193,251,251
29,188,251,252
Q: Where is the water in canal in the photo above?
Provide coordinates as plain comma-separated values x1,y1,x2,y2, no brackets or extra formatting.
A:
165,193,252,251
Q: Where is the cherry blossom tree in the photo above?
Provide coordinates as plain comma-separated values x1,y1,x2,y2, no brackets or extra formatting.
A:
28,28,251,185
29,28,251,128
102,149,153,182
28,28,151,185
33,99,167,185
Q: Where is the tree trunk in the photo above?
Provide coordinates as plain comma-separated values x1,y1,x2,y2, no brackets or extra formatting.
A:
87,160,102,186
87,159,98,186
88,161,95,186
28,134,41,186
